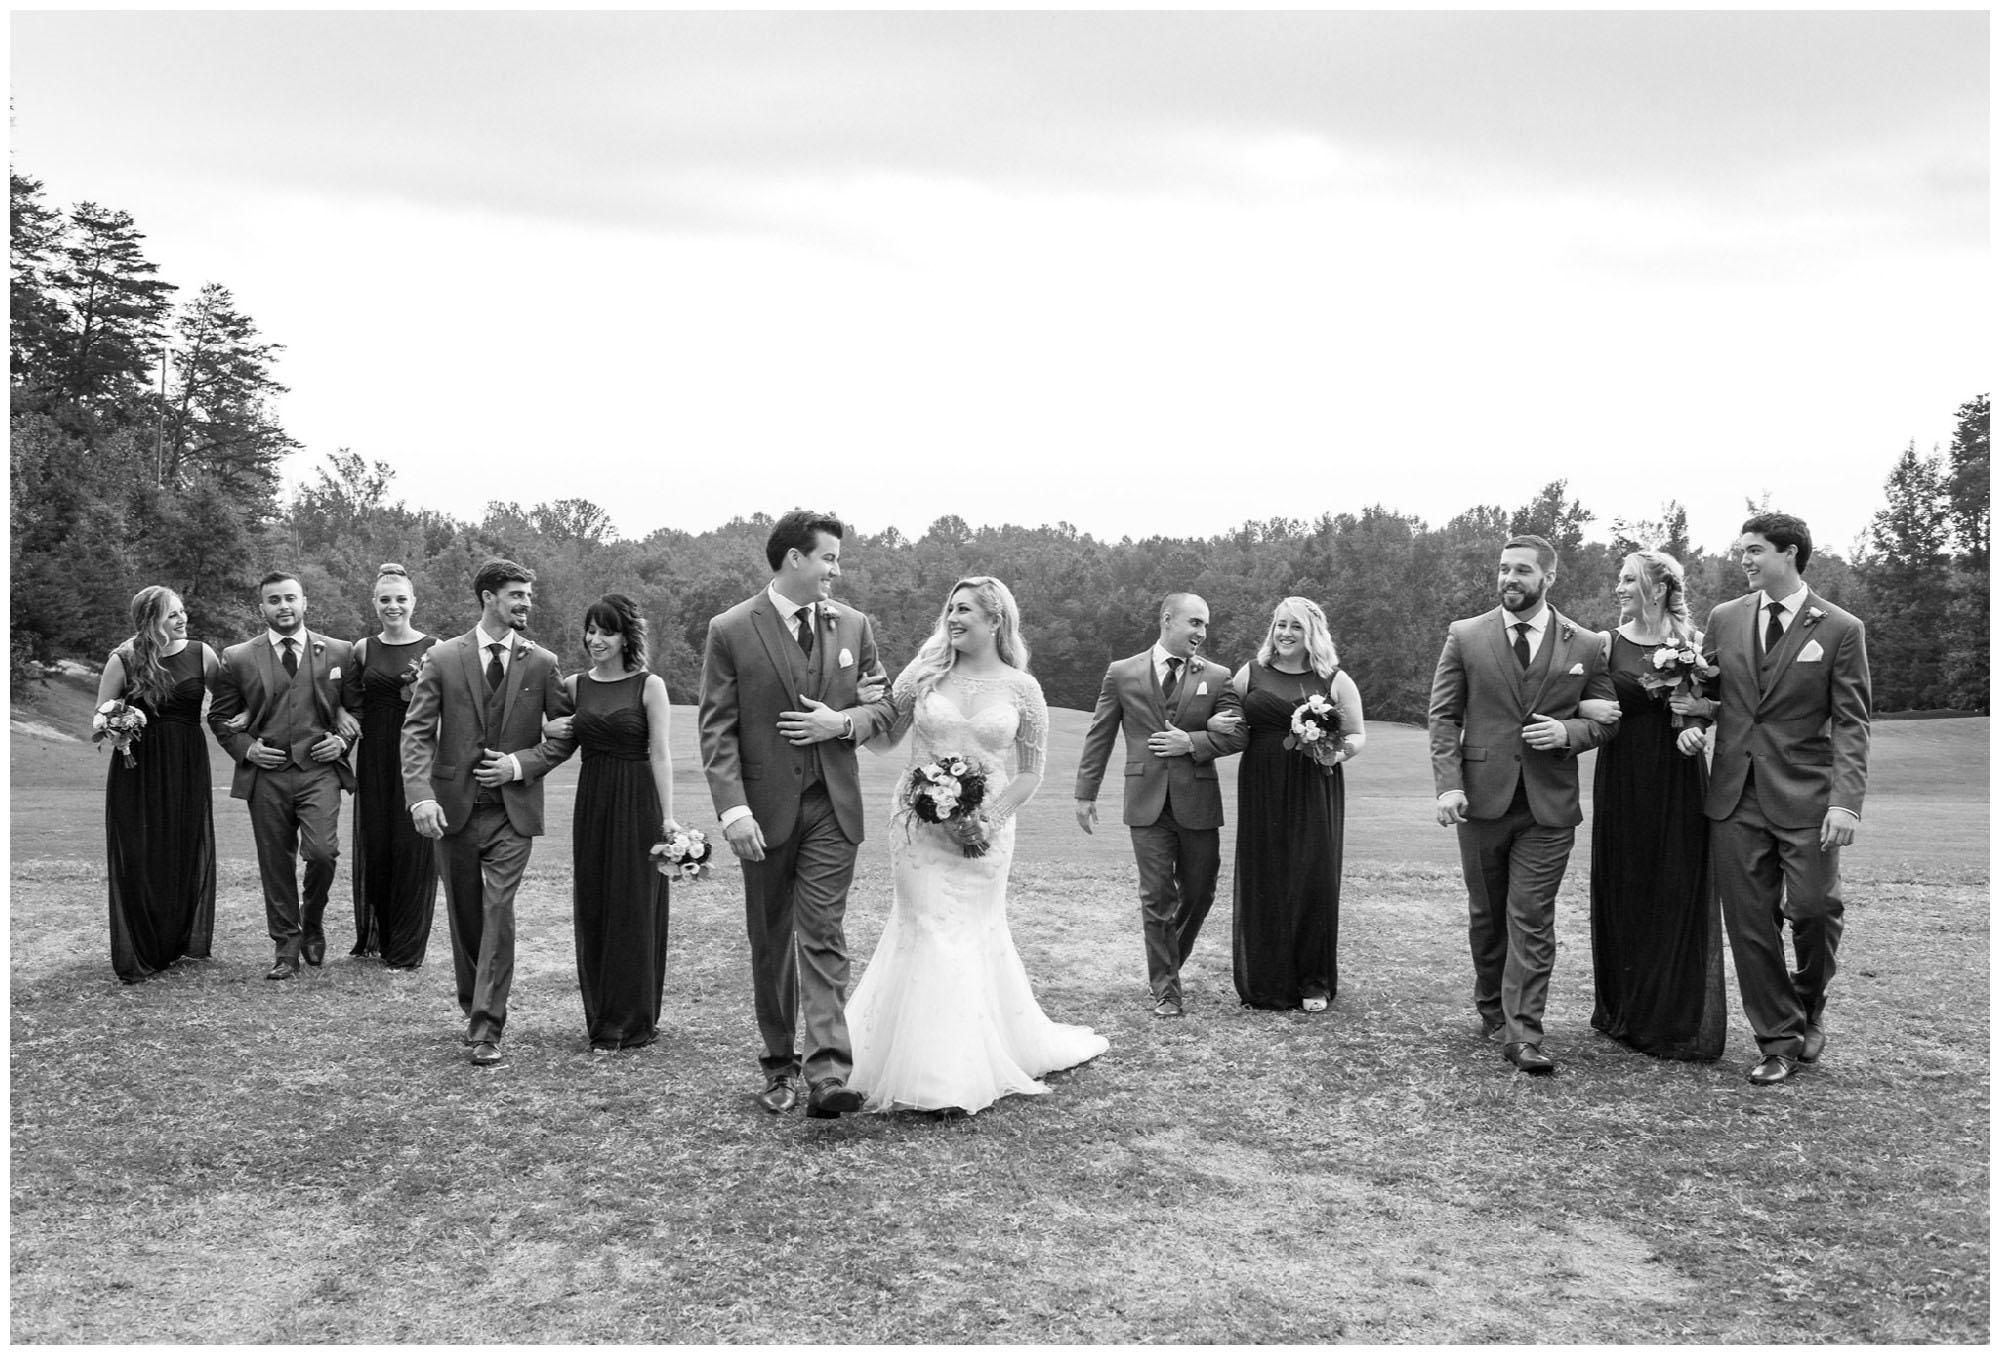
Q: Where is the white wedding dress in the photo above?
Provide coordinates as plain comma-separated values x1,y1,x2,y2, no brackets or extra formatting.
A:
848,666,1109,1115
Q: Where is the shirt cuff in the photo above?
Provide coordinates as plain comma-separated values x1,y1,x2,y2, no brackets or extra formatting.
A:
719,805,753,828
1829,806,1861,822
409,799,439,815
504,753,524,782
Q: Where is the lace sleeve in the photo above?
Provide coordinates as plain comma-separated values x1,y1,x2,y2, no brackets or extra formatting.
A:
1013,672,1049,777
876,660,922,751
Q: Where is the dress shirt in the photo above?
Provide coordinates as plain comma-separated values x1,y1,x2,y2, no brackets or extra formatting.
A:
1151,643,1192,690
1506,604,1550,664
1758,582,1811,653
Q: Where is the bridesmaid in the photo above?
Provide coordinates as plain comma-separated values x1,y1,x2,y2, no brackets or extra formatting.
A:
342,563,439,969
1580,550,1725,1061
559,593,679,1053
98,585,218,982
1216,597,1366,1012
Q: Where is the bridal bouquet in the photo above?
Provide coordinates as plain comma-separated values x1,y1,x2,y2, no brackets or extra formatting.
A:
903,754,991,857
92,699,148,768
1283,693,1345,774
1637,638,1717,728
650,828,713,883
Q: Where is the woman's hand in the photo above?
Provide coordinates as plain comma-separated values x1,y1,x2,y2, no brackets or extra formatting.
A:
544,715,574,739
661,817,685,840
857,676,889,705
221,711,251,733
1205,710,1243,737
1577,698,1621,726
335,710,361,741
1667,692,1712,720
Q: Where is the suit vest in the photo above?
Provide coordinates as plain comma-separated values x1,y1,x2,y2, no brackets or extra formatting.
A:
271,650,321,768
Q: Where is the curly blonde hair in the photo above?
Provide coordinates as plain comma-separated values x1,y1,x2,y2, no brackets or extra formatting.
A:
901,576,1030,700
1255,596,1340,679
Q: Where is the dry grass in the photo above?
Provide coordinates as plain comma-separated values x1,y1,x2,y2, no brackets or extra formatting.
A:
9,669,1989,1342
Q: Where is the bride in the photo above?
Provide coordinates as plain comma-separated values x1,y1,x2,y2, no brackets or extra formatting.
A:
848,576,1108,1116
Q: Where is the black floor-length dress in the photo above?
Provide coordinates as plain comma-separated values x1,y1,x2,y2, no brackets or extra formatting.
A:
571,672,670,1049
1588,633,1726,1061
105,643,216,981
348,635,440,966
1232,663,1345,1009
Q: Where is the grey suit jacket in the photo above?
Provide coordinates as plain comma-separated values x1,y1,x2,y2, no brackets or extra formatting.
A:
1073,650,1247,830
208,629,360,799
697,592,896,848
399,629,577,837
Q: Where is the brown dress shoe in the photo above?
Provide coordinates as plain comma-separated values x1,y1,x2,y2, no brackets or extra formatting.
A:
1799,1025,1826,1064
1503,1042,1555,1075
470,1041,503,1066
805,1079,864,1119
264,961,297,981
756,1075,798,1114
1748,1055,1795,1085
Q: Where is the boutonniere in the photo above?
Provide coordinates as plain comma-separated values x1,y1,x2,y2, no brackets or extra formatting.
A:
819,601,839,627
310,639,326,658
1557,620,1577,642
1803,606,1827,628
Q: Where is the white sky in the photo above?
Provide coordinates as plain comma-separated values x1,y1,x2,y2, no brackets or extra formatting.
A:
9,10,1990,558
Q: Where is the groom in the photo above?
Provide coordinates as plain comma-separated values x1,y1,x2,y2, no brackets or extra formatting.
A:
698,509,896,1120
1678,511,1870,1086
1074,592,1248,1018
401,558,576,1066
1429,535,1616,1074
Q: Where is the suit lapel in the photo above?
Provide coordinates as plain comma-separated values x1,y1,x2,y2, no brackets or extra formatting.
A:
754,595,810,697
1525,613,1567,715
500,641,530,732
459,631,490,737
253,636,281,715
1486,610,1528,712
299,630,333,728
810,605,834,697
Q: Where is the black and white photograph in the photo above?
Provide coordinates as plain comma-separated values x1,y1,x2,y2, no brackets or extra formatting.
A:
9,9,1988,1343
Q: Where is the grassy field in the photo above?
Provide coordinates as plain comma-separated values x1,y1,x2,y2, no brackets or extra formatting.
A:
10,666,1990,1342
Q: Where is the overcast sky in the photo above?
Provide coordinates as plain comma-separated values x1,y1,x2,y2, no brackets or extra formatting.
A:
10,10,1989,559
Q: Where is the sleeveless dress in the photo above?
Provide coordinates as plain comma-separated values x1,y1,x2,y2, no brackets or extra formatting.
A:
849,667,1108,1114
1588,633,1725,1061
347,634,440,966
571,671,670,1050
1231,662,1346,1009
105,643,216,982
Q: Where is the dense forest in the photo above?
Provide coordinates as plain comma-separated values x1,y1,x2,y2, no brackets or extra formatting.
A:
11,169,1990,721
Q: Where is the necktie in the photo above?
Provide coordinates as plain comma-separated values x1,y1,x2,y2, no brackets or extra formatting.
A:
486,643,506,692
796,607,815,658
1162,657,1183,702
1512,623,1531,669
1764,602,1785,653
281,637,299,679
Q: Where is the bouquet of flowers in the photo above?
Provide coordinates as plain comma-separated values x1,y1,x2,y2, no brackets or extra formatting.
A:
650,827,713,883
92,699,148,768
903,754,991,857
1283,692,1345,774
1636,637,1718,728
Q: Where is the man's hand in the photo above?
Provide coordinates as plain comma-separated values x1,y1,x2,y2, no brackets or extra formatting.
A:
1521,714,1570,752
309,732,347,763
724,814,767,862
1075,799,1098,835
778,695,846,746
1821,807,1859,850
1436,791,1469,827
411,801,447,839
245,738,288,770
1676,726,1709,758
1147,726,1194,758
472,749,513,788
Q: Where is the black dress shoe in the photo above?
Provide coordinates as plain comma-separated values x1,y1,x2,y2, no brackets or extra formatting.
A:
1152,998,1185,1018
805,1079,864,1119
264,961,297,981
756,1076,798,1114
1480,1019,1505,1042
1503,1042,1555,1075
302,933,327,967
1799,1025,1826,1064
1748,1055,1795,1085
470,1041,503,1066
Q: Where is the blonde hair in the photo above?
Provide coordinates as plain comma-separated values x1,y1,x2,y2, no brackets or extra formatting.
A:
121,585,183,708
1624,550,1697,646
1256,596,1340,679
903,576,1030,700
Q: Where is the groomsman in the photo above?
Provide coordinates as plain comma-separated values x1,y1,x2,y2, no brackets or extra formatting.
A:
401,559,576,1066
1429,536,1616,1073
209,571,361,979
1074,593,1248,1017
1678,512,1870,1086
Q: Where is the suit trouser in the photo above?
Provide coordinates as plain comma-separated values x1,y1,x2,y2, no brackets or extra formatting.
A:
1455,789,1574,1047
1130,797,1221,1005
1711,781,1844,1060
248,763,343,966
742,783,856,1086
437,802,533,1044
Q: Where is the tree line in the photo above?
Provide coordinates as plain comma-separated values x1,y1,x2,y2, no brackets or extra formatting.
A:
10,170,1988,720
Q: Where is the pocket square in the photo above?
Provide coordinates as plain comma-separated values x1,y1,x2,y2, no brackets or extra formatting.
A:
1567,663,1585,675
838,647,854,669
1798,640,1825,662
328,667,341,681
1196,681,1209,696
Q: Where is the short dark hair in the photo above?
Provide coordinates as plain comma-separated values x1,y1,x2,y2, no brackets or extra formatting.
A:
1740,512,1813,572
582,593,649,672
472,558,536,605
1502,535,1558,573
256,570,300,594
765,510,845,573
